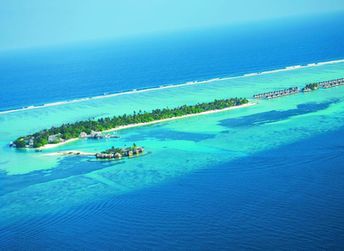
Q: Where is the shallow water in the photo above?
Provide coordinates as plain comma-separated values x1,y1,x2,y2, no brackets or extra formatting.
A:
1,61,344,249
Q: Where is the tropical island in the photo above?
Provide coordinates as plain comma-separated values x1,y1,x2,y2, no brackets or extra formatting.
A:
96,143,144,159
45,143,145,160
10,77,344,149
11,97,250,148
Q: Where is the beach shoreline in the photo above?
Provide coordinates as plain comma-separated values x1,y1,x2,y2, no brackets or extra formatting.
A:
38,102,255,150
38,138,79,150
44,150,95,156
105,102,255,133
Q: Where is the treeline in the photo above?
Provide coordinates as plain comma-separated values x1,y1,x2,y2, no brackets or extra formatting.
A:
13,97,248,148
303,83,319,91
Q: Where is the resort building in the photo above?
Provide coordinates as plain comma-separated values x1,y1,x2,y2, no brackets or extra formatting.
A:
114,152,122,159
79,132,88,138
29,137,34,147
48,133,62,143
90,130,102,138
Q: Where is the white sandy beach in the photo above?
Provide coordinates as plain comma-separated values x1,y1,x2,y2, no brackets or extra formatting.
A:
38,138,79,150
105,102,255,133
39,102,255,150
44,150,96,156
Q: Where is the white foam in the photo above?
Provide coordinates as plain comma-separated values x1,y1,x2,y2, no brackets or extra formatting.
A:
1,58,343,115
243,73,259,77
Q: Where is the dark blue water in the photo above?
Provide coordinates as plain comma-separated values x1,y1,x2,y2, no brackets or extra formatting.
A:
1,126,344,250
0,13,344,111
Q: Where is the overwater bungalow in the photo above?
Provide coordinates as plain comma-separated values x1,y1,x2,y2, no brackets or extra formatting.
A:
95,145,144,160
254,77,344,100
114,152,122,159
95,153,114,159
319,78,344,88
254,87,299,99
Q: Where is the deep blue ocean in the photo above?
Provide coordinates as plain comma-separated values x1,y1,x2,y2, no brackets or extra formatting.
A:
1,13,344,250
2,125,344,250
0,13,344,112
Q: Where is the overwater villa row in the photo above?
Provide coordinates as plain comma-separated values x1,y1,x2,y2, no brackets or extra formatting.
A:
253,87,299,99
303,78,344,92
254,77,344,99
318,78,344,88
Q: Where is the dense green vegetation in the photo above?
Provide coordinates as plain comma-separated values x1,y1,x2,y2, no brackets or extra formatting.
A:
103,146,124,155
13,97,249,148
102,144,137,154
303,83,319,91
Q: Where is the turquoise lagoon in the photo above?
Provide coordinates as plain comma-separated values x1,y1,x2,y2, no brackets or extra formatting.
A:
1,61,344,235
